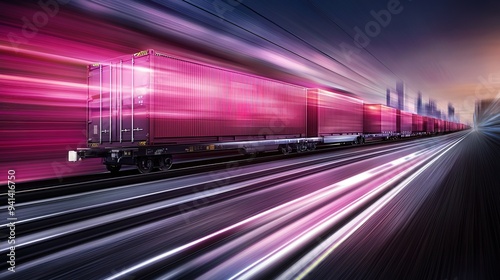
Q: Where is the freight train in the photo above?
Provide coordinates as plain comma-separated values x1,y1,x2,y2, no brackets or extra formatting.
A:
68,49,467,173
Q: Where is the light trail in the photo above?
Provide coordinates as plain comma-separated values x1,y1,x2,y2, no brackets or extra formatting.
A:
104,137,457,280
276,133,468,280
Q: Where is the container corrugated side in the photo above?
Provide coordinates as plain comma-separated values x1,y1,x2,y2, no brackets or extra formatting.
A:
307,89,363,137
364,104,396,134
424,117,436,133
412,114,424,132
397,110,412,133
150,52,307,144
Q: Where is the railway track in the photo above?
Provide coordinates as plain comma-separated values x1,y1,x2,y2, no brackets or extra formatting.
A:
8,134,434,202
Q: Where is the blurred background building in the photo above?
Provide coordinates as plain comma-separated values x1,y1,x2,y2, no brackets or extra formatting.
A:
475,99,500,127
396,81,405,111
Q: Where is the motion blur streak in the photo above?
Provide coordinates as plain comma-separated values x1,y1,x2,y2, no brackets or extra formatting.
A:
476,98,500,138
0,74,86,91
0,44,92,65
280,134,468,280
230,135,466,280
107,138,454,280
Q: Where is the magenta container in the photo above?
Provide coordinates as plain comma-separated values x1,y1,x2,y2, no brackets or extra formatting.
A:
444,121,450,132
397,110,413,134
434,119,444,133
87,49,308,146
412,114,424,133
424,117,435,133
307,89,364,137
363,104,397,134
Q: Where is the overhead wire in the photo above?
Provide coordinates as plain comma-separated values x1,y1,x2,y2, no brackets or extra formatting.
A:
181,0,382,93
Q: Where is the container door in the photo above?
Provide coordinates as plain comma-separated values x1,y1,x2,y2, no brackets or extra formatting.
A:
87,54,150,145
88,64,113,144
119,55,150,144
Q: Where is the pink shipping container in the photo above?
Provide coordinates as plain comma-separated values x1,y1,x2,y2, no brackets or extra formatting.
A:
444,121,450,132
87,49,307,147
424,117,435,134
363,104,397,134
412,114,424,133
307,89,364,137
435,119,444,133
396,110,413,135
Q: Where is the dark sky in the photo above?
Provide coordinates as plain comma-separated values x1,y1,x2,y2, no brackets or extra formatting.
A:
243,0,500,123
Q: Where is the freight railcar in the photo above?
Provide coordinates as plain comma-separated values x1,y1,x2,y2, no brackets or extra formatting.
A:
412,114,424,135
423,117,435,135
434,119,444,133
397,110,413,137
307,89,364,144
363,104,397,140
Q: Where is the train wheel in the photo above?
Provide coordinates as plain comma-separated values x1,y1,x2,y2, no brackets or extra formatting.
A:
280,145,291,155
296,143,307,153
307,143,317,151
137,157,154,174
279,145,288,155
158,156,173,171
106,164,121,174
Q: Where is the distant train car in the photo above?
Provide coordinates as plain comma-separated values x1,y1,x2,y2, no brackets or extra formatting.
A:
307,89,364,144
397,110,413,137
434,119,443,133
412,114,424,135
423,117,435,135
363,104,397,140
